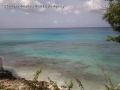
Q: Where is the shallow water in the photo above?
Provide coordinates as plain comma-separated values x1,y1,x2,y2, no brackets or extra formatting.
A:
0,28,120,90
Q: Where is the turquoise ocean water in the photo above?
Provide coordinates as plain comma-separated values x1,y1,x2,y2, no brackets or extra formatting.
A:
0,28,120,89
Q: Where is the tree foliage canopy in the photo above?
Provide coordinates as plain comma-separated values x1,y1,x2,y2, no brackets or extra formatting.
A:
103,0,120,43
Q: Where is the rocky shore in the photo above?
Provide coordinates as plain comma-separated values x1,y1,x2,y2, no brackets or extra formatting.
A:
0,56,68,90
0,70,16,80
0,56,51,90
0,70,50,90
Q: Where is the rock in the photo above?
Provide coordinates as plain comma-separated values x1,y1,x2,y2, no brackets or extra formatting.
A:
19,83,29,90
0,56,3,70
0,56,16,79
0,70,16,79
61,85,67,88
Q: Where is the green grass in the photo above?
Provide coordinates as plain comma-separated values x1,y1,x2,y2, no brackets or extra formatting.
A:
31,65,44,90
48,77,60,90
64,80,73,90
74,77,84,90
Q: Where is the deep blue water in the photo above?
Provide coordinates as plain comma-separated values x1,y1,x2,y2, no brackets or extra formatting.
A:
0,28,120,88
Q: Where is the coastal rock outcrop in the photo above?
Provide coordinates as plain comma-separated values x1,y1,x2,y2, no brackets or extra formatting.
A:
0,70,16,79
0,56,50,90
0,56,16,79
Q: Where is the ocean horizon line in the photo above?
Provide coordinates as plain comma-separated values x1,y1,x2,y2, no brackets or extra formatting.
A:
0,27,111,30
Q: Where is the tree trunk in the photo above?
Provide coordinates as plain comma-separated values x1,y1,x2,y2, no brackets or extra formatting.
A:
0,56,3,70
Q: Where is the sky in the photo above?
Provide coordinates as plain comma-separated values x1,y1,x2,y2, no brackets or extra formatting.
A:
0,0,110,28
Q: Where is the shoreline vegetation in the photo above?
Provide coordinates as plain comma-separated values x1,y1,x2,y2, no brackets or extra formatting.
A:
0,56,120,90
